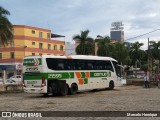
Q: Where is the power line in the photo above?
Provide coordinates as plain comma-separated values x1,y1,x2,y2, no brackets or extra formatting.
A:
126,28,160,41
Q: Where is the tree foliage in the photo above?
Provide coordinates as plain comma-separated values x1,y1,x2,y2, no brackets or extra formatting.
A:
96,36,111,56
73,30,94,55
149,41,160,60
74,30,159,71
0,6,13,46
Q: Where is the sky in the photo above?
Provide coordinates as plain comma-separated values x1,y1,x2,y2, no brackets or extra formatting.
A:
1,0,160,49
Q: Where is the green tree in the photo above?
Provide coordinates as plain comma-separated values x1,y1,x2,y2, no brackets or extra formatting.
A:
129,41,144,68
149,41,160,60
123,42,132,66
96,36,112,56
0,6,13,46
73,30,94,55
112,42,128,65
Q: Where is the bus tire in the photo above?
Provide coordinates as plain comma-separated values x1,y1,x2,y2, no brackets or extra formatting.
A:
109,80,114,90
69,83,78,95
59,84,68,96
51,82,57,95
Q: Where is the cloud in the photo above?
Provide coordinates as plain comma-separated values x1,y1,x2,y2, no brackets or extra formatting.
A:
1,0,160,49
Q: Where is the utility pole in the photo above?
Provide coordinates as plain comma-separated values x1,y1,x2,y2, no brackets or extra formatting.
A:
148,38,150,79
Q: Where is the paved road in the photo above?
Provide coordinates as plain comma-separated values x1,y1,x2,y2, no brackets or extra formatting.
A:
0,85,160,120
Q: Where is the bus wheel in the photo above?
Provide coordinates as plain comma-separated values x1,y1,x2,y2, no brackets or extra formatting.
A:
69,83,78,95
109,81,114,90
60,84,68,96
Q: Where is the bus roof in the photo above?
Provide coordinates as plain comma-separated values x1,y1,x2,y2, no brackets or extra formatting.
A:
24,55,117,62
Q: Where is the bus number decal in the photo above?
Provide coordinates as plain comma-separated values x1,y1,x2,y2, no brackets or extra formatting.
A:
48,74,62,79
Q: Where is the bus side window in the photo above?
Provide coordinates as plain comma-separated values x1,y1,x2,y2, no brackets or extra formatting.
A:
66,60,71,70
57,59,65,70
87,60,94,70
77,60,86,70
46,58,57,70
66,65,71,70
104,61,114,72
57,63,64,70
66,60,76,70
97,61,103,70
78,66,81,70
87,63,93,70
95,61,99,70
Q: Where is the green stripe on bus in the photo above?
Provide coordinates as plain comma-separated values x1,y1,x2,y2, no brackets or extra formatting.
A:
48,72,74,80
24,71,111,80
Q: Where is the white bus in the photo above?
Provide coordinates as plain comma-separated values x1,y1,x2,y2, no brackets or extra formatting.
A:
22,55,122,96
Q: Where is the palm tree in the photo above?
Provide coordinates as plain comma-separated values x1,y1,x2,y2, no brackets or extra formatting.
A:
149,41,160,60
129,42,144,67
96,36,112,56
129,41,144,77
0,6,13,46
149,41,160,74
112,42,128,65
73,30,94,55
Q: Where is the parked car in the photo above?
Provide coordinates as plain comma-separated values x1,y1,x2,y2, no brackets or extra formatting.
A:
127,75,135,78
6,75,22,84
137,75,144,79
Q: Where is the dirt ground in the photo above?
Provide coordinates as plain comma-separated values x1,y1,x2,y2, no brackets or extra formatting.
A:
0,85,160,120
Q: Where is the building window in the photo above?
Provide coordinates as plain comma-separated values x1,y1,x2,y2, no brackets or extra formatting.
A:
0,53,2,59
39,32,43,38
32,30,35,34
10,52,14,59
60,45,64,51
39,53,42,55
48,44,51,50
39,43,43,49
47,33,50,39
32,53,35,56
10,40,14,47
32,42,35,45
53,45,57,50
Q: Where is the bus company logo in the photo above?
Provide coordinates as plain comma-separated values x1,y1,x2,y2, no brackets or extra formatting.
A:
94,72,107,77
26,67,38,71
48,74,62,79
93,72,111,77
